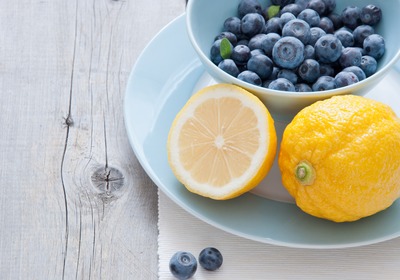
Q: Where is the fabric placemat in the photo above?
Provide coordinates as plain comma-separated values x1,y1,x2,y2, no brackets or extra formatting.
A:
158,190,400,279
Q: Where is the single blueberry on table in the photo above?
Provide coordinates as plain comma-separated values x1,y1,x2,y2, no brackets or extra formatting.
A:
247,54,274,80
309,27,326,46
218,59,240,77
295,83,312,92
268,78,296,91
353,25,375,47
198,247,223,271
278,69,298,84
312,75,336,91
360,55,378,77
363,34,385,60
298,59,320,83
341,6,362,29
343,66,366,81
169,251,197,280
360,4,382,26
282,19,311,45
237,70,262,86
231,44,251,65
272,36,305,69
339,47,362,68
297,8,321,27
334,29,354,47
334,71,359,88
315,34,343,63
261,33,281,57
223,17,242,36
238,0,263,18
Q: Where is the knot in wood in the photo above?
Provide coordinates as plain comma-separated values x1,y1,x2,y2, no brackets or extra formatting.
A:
91,167,124,198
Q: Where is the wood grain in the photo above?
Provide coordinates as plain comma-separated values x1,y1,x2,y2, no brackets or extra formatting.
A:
0,0,185,279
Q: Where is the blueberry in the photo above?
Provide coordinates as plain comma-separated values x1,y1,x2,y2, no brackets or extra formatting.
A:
261,33,281,57
339,47,362,68
309,27,326,46
280,12,296,26
321,0,336,15
263,17,283,34
298,59,320,83
295,0,311,10
237,39,249,46
169,251,197,280
360,4,382,26
363,34,385,59
319,63,335,76
282,19,311,45
353,25,374,47
210,39,229,65
307,0,326,16
215,32,238,46
312,75,336,91
272,36,305,69
304,44,315,59
247,54,274,80
241,13,265,37
280,3,303,17
237,70,262,86
278,69,298,84
248,34,269,50
271,0,295,6
297,9,320,27
198,247,223,271
315,34,343,63
334,71,359,88
360,55,378,77
343,66,366,81
318,17,334,33
218,59,240,77
334,29,354,47
238,0,263,18
295,83,312,92
250,48,265,57
231,44,251,65
341,6,362,29
224,17,242,36
270,67,281,80
268,78,296,91
328,13,343,30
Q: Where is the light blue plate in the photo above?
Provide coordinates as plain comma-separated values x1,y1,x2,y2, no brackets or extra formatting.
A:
124,14,400,249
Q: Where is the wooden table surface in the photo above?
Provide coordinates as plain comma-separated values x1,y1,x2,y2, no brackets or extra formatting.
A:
0,0,186,279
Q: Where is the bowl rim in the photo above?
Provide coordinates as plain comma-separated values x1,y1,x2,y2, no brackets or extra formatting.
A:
185,0,400,98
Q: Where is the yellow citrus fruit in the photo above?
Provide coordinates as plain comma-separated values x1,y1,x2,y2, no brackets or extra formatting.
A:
279,95,400,222
167,84,277,200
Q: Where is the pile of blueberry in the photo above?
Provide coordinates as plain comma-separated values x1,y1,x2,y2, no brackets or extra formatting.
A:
169,247,223,279
210,0,385,92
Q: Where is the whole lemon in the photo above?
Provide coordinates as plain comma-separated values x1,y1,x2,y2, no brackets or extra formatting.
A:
278,95,400,222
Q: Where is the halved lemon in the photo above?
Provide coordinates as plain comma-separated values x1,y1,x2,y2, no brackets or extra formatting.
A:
167,84,277,200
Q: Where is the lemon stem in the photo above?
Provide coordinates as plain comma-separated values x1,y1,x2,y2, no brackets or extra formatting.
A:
295,161,315,185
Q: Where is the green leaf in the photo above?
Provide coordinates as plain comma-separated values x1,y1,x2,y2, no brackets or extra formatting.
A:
267,5,280,19
220,38,232,59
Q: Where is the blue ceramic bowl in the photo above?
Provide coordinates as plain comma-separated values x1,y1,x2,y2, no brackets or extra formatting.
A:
186,0,400,121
